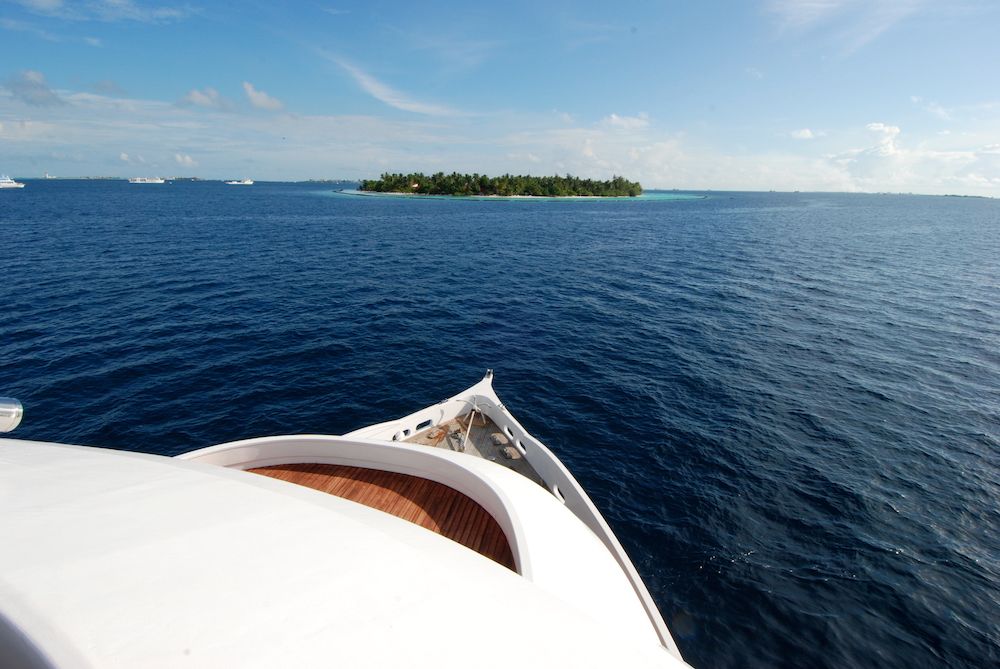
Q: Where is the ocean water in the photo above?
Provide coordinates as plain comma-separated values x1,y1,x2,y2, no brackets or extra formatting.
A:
1,180,997,668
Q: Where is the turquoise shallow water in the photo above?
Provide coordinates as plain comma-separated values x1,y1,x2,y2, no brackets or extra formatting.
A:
1,181,997,668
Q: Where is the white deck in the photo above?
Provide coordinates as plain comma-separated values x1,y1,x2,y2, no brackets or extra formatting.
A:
0,440,687,668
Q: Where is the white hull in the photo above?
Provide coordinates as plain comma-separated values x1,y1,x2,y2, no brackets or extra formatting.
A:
225,179,254,185
0,176,25,188
344,371,683,657
0,373,691,668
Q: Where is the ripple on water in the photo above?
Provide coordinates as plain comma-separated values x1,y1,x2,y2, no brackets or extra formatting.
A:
1,184,998,668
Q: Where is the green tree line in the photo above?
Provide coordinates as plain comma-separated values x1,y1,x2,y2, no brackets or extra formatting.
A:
359,172,642,197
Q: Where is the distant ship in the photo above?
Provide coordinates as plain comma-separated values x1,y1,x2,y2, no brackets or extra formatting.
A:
128,177,166,184
0,175,26,189
225,178,254,185
44,172,56,179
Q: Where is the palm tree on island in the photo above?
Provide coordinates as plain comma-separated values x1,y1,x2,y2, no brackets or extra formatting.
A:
359,172,643,197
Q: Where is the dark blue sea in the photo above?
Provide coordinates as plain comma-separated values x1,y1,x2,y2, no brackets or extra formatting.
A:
1,180,997,668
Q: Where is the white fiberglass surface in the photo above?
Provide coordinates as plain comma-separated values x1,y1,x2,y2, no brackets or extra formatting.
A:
0,440,687,669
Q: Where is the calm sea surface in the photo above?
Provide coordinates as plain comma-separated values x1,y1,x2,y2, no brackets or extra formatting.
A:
1,181,997,668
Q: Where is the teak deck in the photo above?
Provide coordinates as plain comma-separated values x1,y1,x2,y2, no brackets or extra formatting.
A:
248,463,516,571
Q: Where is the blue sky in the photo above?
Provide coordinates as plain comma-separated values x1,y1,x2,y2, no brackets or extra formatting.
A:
2,0,999,194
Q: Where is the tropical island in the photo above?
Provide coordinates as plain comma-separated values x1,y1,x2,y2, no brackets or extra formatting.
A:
359,172,643,197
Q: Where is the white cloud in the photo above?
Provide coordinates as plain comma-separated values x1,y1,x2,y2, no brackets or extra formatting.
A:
768,0,849,29
768,0,924,53
330,56,457,116
181,87,229,110
15,0,64,11
791,128,816,140
820,122,1000,193
865,122,901,154
746,67,764,80
92,79,125,95
0,17,110,46
506,152,541,163
602,113,649,130
0,17,59,41
14,0,192,22
561,18,632,50
393,28,503,74
3,82,999,196
3,70,64,106
242,82,284,111
910,95,952,121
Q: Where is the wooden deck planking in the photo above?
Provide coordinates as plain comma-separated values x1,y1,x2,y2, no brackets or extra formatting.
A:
247,463,515,570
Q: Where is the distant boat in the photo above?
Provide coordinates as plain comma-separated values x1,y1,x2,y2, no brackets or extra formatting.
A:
0,175,26,189
225,178,254,185
128,177,166,184
44,172,56,179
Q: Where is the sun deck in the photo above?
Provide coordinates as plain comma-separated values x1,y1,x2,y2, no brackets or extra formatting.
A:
248,463,516,570
404,412,545,486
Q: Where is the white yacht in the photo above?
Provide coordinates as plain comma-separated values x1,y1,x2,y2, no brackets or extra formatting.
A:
0,372,691,668
0,175,26,188
225,178,254,185
128,177,166,184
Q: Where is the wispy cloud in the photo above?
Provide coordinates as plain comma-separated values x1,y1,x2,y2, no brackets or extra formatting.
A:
910,95,952,121
560,18,633,50
329,55,458,116
3,79,999,196
601,113,649,130
1,16,110,46
767,0,924,53
791,128,816,139
0,17,59,41
119,151,145,164
242,82,284,111
13,0,194,23
3,70,65,106
92,79,125,95
14,0,65,12
768,0,848,30
389,27,502,72
746,67,764,80
180,87,231,111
